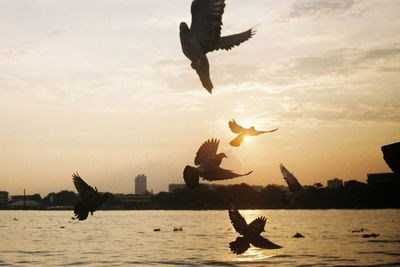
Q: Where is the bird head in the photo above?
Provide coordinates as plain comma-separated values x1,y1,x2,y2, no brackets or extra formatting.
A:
179,22,189,33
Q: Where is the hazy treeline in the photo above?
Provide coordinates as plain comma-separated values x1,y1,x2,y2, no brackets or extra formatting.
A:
13,179,400,210
154,180,400,209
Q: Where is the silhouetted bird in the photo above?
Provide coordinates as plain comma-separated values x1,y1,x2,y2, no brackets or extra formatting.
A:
183,138,253,188
228,205,281,254
280,164,303,205
179,0,256,93
228,119,278,146
72,172,108,221
381,142,400,175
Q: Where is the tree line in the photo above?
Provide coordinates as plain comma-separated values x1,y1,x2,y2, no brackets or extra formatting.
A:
11,179,400,210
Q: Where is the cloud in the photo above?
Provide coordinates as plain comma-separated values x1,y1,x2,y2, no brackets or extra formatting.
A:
304,47,399,73
289,0,364,18
0,42,35,59
49,28,69,37
359,48,400,61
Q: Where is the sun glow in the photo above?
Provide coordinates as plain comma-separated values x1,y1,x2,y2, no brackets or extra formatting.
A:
243,136,251,143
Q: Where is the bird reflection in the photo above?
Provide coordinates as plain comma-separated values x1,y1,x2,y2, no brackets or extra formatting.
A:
179,0,256,93
228,119,278,147
183,138,253,188
228,205,281,254
72,172,108,221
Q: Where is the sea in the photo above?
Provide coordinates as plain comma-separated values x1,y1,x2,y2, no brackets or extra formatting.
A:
0,209,399,266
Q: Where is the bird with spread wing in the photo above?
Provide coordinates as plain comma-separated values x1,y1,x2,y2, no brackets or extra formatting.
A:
228,119,278,147
72,172,108,221
228,205,281,254
280,163,303,205
179,0,256,93
183,138,253,188
381,142,400,176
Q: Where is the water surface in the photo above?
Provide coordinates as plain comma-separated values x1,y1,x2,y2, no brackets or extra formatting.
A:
1,210,399,266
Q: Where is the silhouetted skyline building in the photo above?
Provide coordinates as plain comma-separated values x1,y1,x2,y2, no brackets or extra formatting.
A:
327,178,343,188
135,174,147,195
0,191,8,208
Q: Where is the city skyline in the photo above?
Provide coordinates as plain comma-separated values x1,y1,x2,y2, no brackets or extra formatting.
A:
1,0,399,196
1,170,395,197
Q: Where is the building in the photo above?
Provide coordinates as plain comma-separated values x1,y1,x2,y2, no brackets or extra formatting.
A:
11,194,41,202
9,193,42,209
135,174,147,195
367,172,400,185
0,191,9,208
327,178,343,188
8,199,42,209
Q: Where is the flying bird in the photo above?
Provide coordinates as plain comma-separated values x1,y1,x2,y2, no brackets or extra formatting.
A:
381,142,400,175
280,164,303,205
183,138,253,188
179,0,256,93
228,205,281,254
72,172,108,221
228,119,279,146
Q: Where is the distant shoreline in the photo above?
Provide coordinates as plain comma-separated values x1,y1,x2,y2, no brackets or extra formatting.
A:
1,207,400,211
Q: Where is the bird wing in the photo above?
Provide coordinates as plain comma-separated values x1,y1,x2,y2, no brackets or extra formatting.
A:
194,55,213,93
72,173,98,203
190,0,225,52
250,235,282,249
381,142,400,175
201,166,253,181
213,28,256,51
194,138,220,165
183,165,200,188
248,217,266,234
228,205,248,235
229,134,246,147
229,119,244,134
253,127,279,136
280,164,303,193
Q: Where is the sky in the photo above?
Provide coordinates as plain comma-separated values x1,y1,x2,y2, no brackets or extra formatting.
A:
0,0,399,196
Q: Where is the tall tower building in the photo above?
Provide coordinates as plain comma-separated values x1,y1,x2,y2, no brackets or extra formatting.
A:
135,174,147,195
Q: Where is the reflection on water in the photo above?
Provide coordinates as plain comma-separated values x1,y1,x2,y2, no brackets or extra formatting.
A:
0,210,399,266
236,247,276,262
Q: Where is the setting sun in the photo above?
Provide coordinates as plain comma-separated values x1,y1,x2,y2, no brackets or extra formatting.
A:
243,136,251,143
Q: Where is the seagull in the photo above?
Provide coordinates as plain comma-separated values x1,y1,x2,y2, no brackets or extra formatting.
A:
279,164,303,205
381,142,400,175
228,119,279,147
228,205,281,254
179,0,256,93
183,138,253,188
72,172,108,221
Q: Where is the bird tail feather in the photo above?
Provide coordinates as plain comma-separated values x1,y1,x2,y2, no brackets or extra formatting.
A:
195,56,213,93
183,165,200,188
229,134,245,147
74,200,89,221
229,237,250,254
